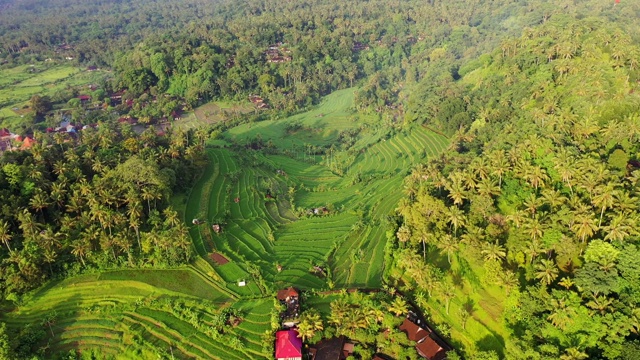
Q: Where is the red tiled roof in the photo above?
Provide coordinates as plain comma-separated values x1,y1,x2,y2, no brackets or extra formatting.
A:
399,318,430,342
277,287,299,301
276,329,302,359
21,137,35,149
0,128,10,137
416,336,446,360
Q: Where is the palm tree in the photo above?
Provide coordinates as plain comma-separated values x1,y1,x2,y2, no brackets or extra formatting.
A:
489,150,509,187
535,259,559,286
71,240,90,267
437,234,459,264
522,216,544,242
141,187,158,214
524,165,549,189
571,213,598,243
297,310,324,341
18,209,40,240
50,181,67,210
481,242,506,263
388,297,408,317
592,184,616,228
30,190,50,215
329,298,350,328
0,220,13,253
446,206,466,236
586,295,613,315
440,284,455,315
43,248,57,276
445,176,467,206
396,226,411,244
560,348,589,360
476,178,501,198
603,214,632,242
163,207,180,228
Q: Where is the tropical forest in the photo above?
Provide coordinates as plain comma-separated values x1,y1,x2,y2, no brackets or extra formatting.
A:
0,0,639,359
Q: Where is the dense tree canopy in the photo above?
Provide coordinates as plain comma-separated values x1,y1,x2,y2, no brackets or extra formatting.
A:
0,124,205,296
394,17,640,359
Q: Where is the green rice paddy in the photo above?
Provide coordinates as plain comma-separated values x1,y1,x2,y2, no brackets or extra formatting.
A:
1,87,449,359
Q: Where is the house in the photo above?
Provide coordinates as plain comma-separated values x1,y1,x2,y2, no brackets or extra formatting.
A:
0,128,10,138
373,355,393,360
277,287,299,302
399,317,430,342
277,287,301,326
416,336,447,360
0,138,10,152
78,95,91,103
398,314,450,360
309,336,354,360
275,329,302,360
21,136,35,150
86,66,97,71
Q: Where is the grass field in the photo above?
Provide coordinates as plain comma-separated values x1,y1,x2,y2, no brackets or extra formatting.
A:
391,248,510,357
175,101,253,130
0,61,107,129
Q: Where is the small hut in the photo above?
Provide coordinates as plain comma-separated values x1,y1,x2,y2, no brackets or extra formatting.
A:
212,224,222,233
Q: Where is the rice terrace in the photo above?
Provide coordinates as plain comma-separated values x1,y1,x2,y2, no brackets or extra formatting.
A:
1,87,450,359
4,0,636,359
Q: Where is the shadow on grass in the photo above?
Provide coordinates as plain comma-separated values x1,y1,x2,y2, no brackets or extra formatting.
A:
474,322,506,358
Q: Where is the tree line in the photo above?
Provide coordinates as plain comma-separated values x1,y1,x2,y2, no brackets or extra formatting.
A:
0,123,209,298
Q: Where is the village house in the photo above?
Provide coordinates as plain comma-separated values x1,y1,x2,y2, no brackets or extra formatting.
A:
309,336,354,360
77,95,91,104
21,136,36,150
249,95,269,109
0,129,12,152
275,328,303,360
277,287,301,327
398,313,450,360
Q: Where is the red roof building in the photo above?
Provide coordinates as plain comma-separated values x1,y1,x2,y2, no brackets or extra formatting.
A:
21,136,35,150
0,128,10,138
277,287,299,301
275,329,302,360
399,316,450,360
416,336,446,360
309,337,354,360
399,318,430,342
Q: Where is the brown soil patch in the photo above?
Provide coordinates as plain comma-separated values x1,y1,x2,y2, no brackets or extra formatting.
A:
210,252,229,265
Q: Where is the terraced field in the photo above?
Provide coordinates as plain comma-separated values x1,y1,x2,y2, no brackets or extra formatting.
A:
183,88,449,292
1,89,448,359
0,268,275,359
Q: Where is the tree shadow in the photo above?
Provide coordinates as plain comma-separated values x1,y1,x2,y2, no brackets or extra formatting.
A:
462,296,476,315
474,324,505,359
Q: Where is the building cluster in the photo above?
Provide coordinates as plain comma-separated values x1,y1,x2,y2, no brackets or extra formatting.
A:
265,43,292,63
274,288,452,360
249,95,269,109
0,128,35,152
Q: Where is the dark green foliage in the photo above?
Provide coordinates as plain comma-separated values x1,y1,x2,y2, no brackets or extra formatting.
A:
0,123,205,298
394,16,640,360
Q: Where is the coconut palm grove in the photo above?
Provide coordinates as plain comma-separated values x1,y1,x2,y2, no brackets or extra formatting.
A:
0,0,640,359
